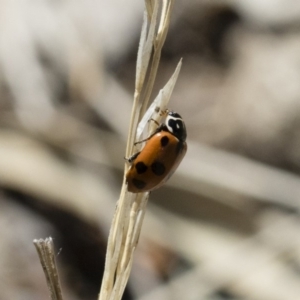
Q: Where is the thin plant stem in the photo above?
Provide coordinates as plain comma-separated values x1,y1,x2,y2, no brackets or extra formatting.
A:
33,238,64,300
99,2,180,300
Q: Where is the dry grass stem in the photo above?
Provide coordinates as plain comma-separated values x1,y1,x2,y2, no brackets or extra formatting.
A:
33,238,64,300
31,1,180,299
99,1,179,300
140,0,174,117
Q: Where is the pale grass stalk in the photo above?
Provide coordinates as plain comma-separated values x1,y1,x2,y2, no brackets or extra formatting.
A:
99,1,179,300
33,238,64,300
140,0,175,117
127,1,159,156
33,1,180,300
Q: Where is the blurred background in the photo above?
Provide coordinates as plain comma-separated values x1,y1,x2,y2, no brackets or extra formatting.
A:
1,0,300,300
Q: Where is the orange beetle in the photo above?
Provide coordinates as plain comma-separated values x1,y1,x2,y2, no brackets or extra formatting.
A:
126,111,187,193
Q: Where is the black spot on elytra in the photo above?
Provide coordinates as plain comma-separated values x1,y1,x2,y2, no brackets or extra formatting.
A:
135,162,148,174
132,178,147,189
151,161,166,176
160,136,169,147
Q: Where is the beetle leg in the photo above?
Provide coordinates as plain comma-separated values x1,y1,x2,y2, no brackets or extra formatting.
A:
134,124,164,145
134,135,153,145
147,118,160,126
124,151,141,163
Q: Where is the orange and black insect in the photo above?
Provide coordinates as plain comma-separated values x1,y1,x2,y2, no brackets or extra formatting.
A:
126,111,187,193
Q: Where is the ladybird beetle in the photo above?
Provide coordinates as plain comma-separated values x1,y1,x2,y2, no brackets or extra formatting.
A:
126,111,187,193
